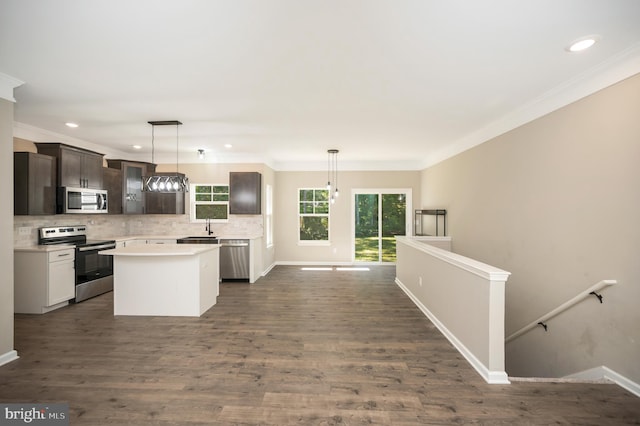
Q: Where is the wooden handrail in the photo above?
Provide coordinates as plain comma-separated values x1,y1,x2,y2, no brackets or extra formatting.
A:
505,279,617,343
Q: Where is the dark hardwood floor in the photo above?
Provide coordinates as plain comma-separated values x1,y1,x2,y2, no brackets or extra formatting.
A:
1,265,638,425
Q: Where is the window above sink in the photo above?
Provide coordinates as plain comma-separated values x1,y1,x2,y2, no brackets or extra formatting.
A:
190,183,229,223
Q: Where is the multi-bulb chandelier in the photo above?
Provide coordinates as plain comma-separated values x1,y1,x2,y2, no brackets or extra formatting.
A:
326,149,339,203
143,120,189,192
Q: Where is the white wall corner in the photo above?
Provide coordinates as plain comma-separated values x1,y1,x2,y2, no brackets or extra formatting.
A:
0,72,24,102
0,350,19,367
487,370,511,385
564,365,640,398
261,262,277,276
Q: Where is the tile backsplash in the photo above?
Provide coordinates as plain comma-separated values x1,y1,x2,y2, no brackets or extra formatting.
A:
14,214,263,246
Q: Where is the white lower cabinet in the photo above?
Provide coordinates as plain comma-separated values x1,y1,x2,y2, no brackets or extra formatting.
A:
124,239,147,246
119,239,177,247
15,248,76,314
145,239,177,244
47,250,76,305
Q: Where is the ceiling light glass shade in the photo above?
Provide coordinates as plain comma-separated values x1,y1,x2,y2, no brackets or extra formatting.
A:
143,174,189,192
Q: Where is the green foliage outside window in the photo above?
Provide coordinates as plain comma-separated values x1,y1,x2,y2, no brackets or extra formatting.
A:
299,189,330,241
300,216,329,241
195,204,228,220
193,184,229,220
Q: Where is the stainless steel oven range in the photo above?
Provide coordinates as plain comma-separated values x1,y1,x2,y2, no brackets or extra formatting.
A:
38,225,116,302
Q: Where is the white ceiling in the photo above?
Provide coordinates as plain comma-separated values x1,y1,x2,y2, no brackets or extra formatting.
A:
2,0,640,170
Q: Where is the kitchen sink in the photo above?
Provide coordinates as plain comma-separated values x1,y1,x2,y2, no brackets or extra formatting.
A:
176,236,219,244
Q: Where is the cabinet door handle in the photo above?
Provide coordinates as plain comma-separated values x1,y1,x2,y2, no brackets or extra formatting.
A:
57,253,71,257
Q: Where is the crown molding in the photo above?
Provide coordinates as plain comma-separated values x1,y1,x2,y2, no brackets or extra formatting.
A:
13,121,124,158
422,41,640,169
0,72,24,102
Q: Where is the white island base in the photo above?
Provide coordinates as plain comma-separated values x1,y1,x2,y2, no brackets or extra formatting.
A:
101,244,219,317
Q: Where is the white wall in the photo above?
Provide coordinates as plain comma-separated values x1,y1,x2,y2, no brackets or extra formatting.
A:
420,73,640,383
395,237,510,384
274,170,421,264
1,98,16,365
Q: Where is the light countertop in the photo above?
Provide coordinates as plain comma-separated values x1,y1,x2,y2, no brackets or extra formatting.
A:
14,234,262,251
100,243,219,257
14,244,75,253
111,234,262,242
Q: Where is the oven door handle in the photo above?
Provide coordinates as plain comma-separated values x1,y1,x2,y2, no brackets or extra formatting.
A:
97,193,106,210
78,244,116,252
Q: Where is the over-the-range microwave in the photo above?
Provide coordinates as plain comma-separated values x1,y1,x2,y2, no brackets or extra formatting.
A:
57,187,108,214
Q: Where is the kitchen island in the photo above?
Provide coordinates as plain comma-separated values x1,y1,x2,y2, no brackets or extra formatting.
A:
100,244,219,317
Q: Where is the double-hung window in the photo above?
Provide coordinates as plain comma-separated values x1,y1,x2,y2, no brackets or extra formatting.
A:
298,188,330,244
190,184,229,222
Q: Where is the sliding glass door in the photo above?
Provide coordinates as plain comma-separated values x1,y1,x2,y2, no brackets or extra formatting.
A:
353,189,411,263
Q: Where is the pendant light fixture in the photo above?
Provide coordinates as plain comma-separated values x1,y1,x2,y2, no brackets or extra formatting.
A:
326,149,339,203
143,120,189,192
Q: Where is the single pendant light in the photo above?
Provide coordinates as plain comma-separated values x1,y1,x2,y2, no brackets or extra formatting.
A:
143,120,189,192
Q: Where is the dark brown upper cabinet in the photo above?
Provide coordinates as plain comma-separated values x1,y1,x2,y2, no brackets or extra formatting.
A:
145,192,185,215
229,172,261,215
144,172,186,215
35,143,104,189
106,160,156,214
102,167,122,214
14,152,57,215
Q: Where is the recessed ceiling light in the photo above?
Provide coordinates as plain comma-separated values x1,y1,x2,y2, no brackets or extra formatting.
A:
224,143,232,149
65,122,79,128
132,145,142,150
566,35,600,53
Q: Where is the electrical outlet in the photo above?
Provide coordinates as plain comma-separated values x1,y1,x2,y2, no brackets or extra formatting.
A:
18,227,31,236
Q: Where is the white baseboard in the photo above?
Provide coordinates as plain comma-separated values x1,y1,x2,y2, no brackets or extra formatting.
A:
275,261,355,266
565,366,640,398
0,350,19,368
261,262,276,277
395,277,509,385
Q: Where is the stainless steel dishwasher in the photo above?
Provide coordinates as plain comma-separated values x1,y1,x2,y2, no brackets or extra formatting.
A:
219,239,250,281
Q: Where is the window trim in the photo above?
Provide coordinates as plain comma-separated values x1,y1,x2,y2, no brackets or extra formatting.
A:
298,188,330,245
189,183,230,223
265,184,273,248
